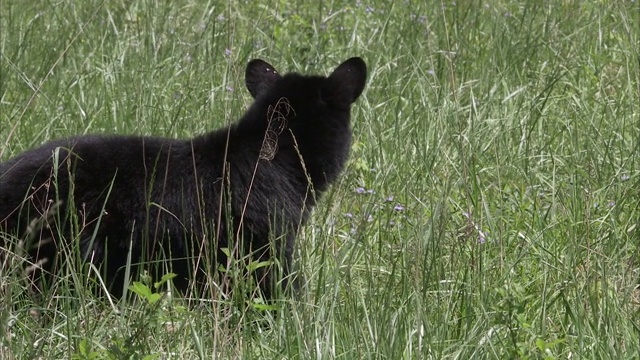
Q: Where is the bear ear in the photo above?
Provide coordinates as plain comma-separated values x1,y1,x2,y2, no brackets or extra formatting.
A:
245,59,281,98
321,57,367,107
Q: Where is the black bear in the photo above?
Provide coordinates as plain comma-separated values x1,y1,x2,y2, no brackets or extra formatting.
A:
0,57,367,300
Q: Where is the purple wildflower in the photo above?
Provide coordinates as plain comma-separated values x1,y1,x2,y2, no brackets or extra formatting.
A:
355,187,374,195
462,211,487,244
393,204,405,212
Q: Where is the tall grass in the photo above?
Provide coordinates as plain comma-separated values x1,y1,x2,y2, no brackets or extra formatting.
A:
1,0,639,358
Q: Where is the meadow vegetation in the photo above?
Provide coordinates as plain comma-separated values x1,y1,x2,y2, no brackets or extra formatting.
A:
1,0,639,358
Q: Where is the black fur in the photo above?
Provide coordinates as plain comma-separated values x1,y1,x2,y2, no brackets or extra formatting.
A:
0,57,367,299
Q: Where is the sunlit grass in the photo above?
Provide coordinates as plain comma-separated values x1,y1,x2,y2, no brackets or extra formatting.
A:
1,0,639,358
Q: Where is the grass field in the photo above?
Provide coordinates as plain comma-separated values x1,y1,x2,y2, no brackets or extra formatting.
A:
1,0,639,358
